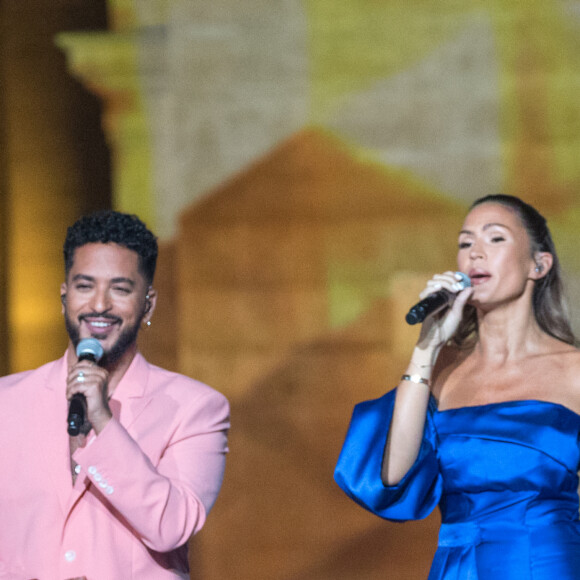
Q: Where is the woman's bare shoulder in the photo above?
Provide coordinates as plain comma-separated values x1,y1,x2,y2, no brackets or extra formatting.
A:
556,343,580,374
539,341,580,409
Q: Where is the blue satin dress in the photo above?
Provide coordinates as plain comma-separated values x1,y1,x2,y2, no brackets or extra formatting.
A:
334,390,580,578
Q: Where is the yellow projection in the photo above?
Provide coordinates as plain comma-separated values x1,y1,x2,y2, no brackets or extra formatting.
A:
306,0,580,198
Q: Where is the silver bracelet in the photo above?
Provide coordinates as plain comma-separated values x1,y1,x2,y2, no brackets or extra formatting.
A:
401,374,430,386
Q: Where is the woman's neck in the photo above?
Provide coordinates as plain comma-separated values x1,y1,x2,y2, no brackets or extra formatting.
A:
473,301,547,364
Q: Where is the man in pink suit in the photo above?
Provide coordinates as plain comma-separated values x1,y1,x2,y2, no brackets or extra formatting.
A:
0,211,230,580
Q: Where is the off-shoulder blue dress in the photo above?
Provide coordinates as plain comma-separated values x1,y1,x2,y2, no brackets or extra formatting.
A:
334,390,580,578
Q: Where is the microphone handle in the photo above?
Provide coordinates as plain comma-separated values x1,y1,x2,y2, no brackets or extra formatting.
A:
67,347,100,436
67,393,87,436
405,291,450,325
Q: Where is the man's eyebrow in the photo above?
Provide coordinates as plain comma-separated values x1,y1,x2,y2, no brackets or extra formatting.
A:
111,277,136,287
71,274,136,287
459,223,512,235
71,274,95,282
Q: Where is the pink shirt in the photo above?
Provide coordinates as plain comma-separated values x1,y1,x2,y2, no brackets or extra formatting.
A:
0,352,229,579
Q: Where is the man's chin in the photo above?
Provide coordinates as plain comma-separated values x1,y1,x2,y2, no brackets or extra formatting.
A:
73,333,110,350
65,312,142,367
99,331,140,368
87,333,114,345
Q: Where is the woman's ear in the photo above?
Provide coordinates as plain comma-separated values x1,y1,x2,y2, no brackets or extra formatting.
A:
532,252,553,280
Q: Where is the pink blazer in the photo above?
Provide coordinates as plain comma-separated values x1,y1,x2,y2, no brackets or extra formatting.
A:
0,352,229,579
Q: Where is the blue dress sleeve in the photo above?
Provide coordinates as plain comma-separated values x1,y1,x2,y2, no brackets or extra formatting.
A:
334,388,442,521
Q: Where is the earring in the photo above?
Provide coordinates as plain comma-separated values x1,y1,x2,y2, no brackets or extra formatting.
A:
145,320,152,328
535,265,543,273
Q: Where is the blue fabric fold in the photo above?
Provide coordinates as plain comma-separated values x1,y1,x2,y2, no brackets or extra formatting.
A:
334,389,442,520
334,392,580,578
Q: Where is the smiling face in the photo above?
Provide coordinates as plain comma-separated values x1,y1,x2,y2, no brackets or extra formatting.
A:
61,242,156,367
457,202,542,310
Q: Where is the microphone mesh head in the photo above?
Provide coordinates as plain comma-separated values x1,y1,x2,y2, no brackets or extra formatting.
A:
76,338,104,362
456,272,471,289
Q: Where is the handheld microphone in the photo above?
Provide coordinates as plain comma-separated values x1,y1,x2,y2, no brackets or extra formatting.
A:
405,272,471,325
67,338,104,436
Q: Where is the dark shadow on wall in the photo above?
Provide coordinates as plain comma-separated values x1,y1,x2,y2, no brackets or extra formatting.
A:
0,0,112,371
0,0,10,376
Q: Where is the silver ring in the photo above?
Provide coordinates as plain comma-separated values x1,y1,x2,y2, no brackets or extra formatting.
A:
77,372,85,383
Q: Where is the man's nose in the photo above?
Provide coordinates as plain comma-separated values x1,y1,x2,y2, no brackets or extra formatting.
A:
90,288,112,312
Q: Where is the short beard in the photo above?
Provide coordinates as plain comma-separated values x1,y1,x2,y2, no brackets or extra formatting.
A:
64,310,144,369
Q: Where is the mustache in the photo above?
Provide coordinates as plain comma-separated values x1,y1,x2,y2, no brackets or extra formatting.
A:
79,313,122,323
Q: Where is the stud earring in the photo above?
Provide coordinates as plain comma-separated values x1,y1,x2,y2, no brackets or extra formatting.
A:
535,265,543,273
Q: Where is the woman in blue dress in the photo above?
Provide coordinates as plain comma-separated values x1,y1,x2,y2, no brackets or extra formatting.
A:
335,194,580,579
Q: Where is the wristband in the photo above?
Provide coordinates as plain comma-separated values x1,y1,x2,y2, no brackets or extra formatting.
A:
401,374,430,386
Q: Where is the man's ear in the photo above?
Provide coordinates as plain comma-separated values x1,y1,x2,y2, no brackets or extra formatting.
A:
143,287,158,322
60,283,68,314
532,252,553,280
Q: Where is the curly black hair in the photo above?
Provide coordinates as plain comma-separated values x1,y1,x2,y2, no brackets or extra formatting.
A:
63,210,158,284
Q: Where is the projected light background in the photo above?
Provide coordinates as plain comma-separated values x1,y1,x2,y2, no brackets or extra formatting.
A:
8,1,580,579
